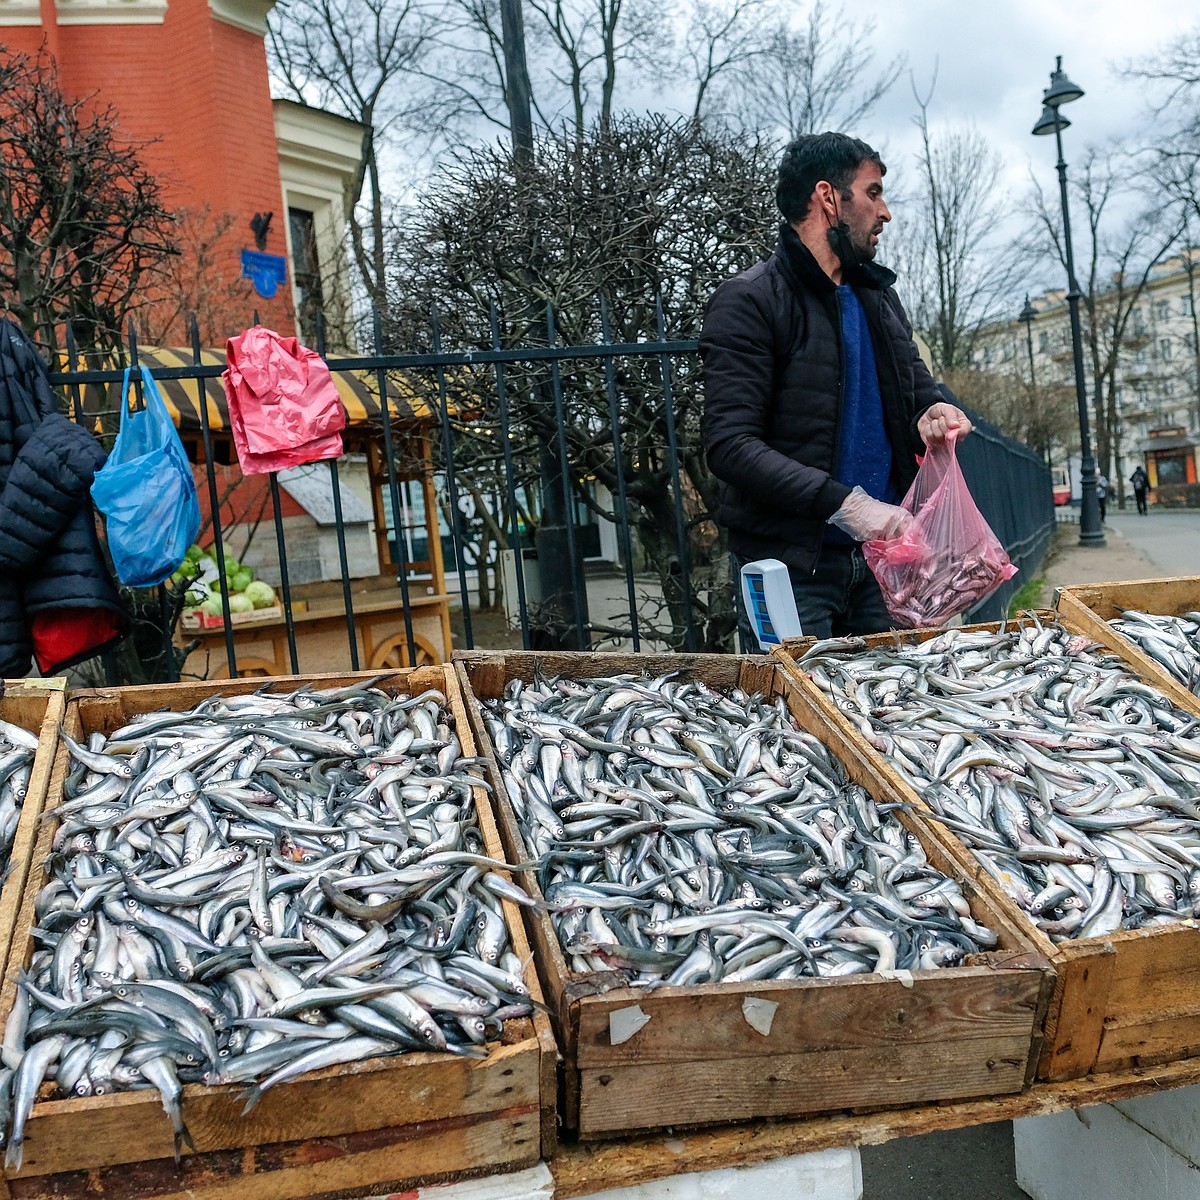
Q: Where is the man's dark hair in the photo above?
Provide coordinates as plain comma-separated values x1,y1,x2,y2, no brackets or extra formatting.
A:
776,132,885,224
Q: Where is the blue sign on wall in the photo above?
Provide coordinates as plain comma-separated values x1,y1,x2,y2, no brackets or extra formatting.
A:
241,250,288,299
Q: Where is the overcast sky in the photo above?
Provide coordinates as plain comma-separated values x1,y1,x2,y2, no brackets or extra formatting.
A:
850,0,1197,289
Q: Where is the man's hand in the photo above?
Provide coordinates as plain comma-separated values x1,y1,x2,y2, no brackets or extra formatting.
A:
918,402,973,446
828,486,912,542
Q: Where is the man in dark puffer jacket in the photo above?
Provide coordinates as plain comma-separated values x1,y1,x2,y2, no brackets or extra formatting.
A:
0,321,126,678
701,132,972,641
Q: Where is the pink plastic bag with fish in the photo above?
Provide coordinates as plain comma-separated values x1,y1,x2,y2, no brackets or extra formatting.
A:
864,430,1016,628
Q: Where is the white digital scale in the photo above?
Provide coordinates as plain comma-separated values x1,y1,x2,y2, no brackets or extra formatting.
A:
739,559,802,650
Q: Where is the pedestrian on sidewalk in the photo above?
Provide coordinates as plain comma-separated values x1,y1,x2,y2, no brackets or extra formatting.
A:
1096,473,1108,523
1131,465,1149,515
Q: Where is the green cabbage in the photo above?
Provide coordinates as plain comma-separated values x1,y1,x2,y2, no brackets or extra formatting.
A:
227,593,254,614
244,580,277,609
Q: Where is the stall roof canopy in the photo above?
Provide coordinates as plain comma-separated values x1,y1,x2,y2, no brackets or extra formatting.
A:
80,347,432,433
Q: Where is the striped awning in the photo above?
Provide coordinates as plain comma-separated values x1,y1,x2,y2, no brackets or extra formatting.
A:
70,346,431,433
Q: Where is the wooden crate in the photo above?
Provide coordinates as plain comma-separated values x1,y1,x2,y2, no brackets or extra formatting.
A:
1056,577,1200,717
773,619,1200,1084
453,650,1053,1139
0,668,555,1200
0,683,65,990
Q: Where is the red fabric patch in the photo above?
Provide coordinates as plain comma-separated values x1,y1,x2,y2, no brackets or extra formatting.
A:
30,608,123,674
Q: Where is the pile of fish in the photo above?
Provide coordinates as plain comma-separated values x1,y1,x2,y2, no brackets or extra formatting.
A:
481,671,996,988
797,618,1200,943
0,680,533,1169
0,720,37,882
1109,609,1200,695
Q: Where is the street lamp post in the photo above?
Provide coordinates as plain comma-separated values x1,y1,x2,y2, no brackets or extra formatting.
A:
1018,295,1047,464
1033,57,1105,546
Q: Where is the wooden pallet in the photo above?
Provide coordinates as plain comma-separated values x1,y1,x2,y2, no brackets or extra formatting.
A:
0,668,555,1200
453,650,1053,1140
1056,577,1200,717
0,684,65,991
773,616,1200,1084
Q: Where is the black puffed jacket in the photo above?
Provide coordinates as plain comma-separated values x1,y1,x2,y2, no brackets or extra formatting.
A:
0,321,126,677
700,224,942,572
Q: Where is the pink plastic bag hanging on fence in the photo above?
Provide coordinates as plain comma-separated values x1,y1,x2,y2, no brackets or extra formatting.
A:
222,326,346,475
864,430,1017,628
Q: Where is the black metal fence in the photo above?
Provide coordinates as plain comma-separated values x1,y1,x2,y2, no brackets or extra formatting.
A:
50,312,1056,684
957,411,1056,622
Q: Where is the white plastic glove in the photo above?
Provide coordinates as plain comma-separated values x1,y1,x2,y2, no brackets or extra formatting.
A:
827,486,913,542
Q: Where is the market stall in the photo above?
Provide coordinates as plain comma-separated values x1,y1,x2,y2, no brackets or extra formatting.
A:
134,346,454,675
4,581,1200,1199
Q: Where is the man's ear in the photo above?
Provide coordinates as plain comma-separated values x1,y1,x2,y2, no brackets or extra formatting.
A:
812,180,839,221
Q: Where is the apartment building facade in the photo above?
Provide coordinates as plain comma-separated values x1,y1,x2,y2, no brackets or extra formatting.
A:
976,252,1200,500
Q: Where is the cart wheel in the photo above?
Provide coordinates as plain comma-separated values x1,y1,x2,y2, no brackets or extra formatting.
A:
369,633,439,669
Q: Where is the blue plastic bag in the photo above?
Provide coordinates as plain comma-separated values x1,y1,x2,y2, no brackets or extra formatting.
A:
91,365,201,588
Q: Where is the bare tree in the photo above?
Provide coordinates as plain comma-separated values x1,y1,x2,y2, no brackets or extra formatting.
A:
430,0,681,146
886,82,1027,376
386,116,779,650
0,49,176,362
268,0,442,312
716,0,903,138
1026,148,1184,484
1123,24,1200,114
941,363,1075,464
138,208,254,348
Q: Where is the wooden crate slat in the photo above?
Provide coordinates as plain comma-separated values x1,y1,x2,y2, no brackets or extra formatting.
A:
1,668,550,1194
572,968,1045,1067
13,1041,541,1177
775,618,1200,1085
8,1105,541,1200
1056,578,1200,717
0,688,63,991
575,1034,1031,1136
455,649,1051,1138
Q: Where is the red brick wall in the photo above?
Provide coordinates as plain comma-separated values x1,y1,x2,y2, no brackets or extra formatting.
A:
2,0,294,340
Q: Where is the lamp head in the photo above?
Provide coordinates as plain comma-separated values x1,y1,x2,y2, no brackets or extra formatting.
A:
1019,296,1037,324
1032,104,1070,137
1043,56,1084,108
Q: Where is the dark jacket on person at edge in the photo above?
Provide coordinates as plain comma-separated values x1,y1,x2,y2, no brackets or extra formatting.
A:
700,223,942,574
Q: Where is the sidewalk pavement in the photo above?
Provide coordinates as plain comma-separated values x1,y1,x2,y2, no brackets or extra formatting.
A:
1039,507,1197,599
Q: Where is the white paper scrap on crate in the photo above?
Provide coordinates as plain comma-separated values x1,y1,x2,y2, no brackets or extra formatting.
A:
740,559,802,650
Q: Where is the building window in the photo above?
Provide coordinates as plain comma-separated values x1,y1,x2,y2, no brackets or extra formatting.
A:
288,208,324,345
1155,451,1190,486
1161,338,1173,361
1132,308,1145,335
1155,300,1171,321
1135,349,1147,366
1038,331,1049,352
1184,295,1195,317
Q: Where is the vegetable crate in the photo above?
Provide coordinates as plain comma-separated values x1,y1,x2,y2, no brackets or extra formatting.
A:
774,617,1200,1083
0,668,554,1200
455,650,1053,1140
1055,577,1200,719
0,684,65,990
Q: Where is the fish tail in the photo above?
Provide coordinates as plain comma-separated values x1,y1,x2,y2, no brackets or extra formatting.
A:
4,1137,21,1173
239,1085,262,1115
174,1121,197,1162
